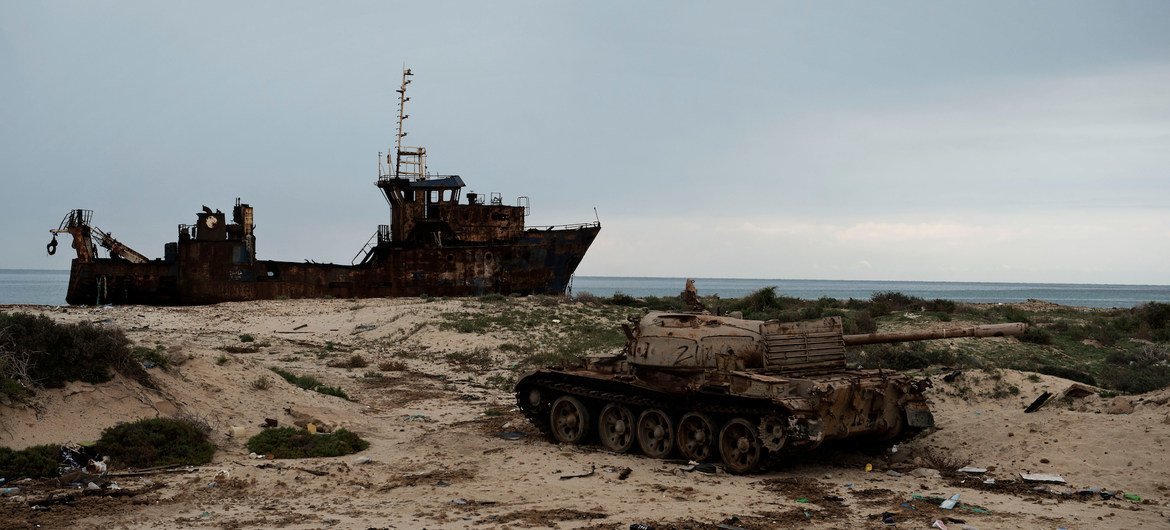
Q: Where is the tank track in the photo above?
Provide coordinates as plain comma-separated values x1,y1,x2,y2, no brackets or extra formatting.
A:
515,370,785,472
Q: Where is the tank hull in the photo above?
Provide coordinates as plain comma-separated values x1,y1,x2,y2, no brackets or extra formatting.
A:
515,363,931,473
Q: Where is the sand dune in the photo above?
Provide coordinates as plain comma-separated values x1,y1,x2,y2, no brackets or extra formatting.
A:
2,298,1168,529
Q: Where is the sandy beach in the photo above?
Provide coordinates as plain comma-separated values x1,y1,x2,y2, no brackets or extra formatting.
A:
2,297,1168,529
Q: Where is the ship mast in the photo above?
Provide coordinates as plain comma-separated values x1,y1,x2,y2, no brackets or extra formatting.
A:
392,67,426,180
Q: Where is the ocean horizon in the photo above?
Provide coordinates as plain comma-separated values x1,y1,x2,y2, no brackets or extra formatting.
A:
1,268,1167,308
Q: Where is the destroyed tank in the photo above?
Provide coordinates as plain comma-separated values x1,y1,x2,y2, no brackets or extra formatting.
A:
515,311,1026,473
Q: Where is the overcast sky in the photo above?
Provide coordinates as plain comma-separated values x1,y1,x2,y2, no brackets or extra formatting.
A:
2,1,1168,284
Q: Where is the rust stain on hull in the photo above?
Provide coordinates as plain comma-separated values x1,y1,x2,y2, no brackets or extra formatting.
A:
50,67,600,306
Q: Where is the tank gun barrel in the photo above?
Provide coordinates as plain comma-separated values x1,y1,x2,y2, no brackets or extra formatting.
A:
842,322,1027,346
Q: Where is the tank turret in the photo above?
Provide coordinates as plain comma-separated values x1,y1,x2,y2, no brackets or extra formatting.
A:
516,309,1026,473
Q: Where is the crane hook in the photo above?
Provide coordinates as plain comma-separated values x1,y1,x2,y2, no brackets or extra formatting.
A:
47,235,58,256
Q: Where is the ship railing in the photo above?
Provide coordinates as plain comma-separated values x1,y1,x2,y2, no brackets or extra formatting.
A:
524,221,601,231
351,224,389,265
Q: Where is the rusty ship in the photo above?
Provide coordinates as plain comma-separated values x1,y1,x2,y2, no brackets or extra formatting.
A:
47,68,600,305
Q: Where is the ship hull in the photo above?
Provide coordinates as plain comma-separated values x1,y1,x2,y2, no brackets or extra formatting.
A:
65,225,599,306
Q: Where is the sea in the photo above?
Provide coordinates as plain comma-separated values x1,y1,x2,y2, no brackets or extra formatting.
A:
1,269,1167,309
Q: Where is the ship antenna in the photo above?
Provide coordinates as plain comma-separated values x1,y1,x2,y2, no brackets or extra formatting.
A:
394,66,413,178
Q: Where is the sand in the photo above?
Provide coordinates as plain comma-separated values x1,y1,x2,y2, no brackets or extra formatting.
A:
2,297,1168,529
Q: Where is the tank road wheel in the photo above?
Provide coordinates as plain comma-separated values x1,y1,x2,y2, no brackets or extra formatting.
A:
677,412,716,462
719,418,762,474
758,416,787,452
598,403,636,453
636,409,675,458
518,386,544,414
550,395,591,444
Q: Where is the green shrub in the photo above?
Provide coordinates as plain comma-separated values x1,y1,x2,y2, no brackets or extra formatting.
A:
246,427,369,459
130,345,170,369
0,374,30,401
1035,365,1096,386
607,292,639,307
1099,364,1170,394
313,385,350,400
94,417,216,468
327,354,369,369
870,291,924,312
1018,327,1053,345
0,444,61,479
239,334,255,343
270,367,349,400
641,295,686,311
446,348,494,371
852,342,957,371
0,312,151,389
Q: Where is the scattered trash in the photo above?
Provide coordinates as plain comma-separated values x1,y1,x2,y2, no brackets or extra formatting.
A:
229,426,246,438
680,462,718,474
141,360,156,369
886,470,903,477
248,452,265,459
1123,492,1142,502
451,498,468,505
559,465,596,480
307,423,317,434
940,493,960,510
1024,391,1053,413
865,463,873,472
262,418,278,428
942,370,963,383
958,466,987,474
353,456,374,465
1020,473,1066,484
1,487,19,496
295,467,329,477
405,414,432,422
932,520,949,530
603,466,633,480
629,524,652,530
795,498,809,503
881,512,896,525
497,431,525,441
85,482,101,491
293,324,308,330
1062,383,1096,399
982,478,995,485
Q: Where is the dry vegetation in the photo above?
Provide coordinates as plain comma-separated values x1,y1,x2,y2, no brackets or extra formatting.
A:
1,291,1168,529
